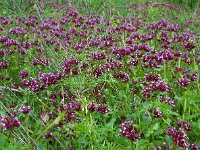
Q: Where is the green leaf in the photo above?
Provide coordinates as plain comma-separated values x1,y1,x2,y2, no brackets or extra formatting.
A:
105,118,116,128
74,121,89,133
0,134,7,147
35,112,66,141
37,142,47,149
153,123,159,130
143,116,151,125
165,135,172,146
3,10,7,15
144,129,153,137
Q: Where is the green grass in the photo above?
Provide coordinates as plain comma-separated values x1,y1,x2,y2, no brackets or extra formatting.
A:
0,0,199,149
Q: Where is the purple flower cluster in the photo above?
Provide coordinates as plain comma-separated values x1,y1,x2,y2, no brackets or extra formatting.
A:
94,60,123,78
88,101,110,114
44,132,54,139
19,70,29,79
33,57,50,66
152,81,172,92
0,60,9,69
0,108,20,131
39,72,62,88
178,77,190,87
148,107,163,118
177,72,198,87
142,73,172,98
63,97,81,112
190,143,200,150
22,77,40,92
22,72,62,92
159,96,175,107
167,126,188,148
177,120,192,131
154,108,163,118
62,57,79,75
146,19,180,32
113,72,130,83
91,51,107,60
141,50,175,69
119,120,140,141
0,115,20,131
9,26,26,35
63,97,81,122
20,106,31,114
174,67,198,86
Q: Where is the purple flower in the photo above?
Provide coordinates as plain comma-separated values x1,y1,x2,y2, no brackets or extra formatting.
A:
160,96,175,107
0,111,21,131
119,120,140,141
178,77,190,87
177,119,192,131
167,126,188,148
154,108,162,118
39,72,61,88
96,104,110,114
65,112,76,122
190,72,198,81
22,78,40,92
20,106,31,114
151,81,172,92
88,101,110,114
88,101,96,112
190,143,200,150
113,72,130,83
19,70,29,79
63,97,81,112
44,132,54,139
184,41,195,50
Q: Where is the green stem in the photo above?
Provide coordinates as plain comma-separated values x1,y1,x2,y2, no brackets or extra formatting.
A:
131,141,135,150
163,61,167,80
183,98,187,120
35,112,66,141
178,57,181,68
193,50,200,91
26,116,30,145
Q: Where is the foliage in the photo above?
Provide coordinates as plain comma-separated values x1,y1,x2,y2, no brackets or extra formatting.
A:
0,0,199,149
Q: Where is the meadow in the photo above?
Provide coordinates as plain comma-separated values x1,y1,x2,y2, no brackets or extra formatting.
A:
0,0,199,149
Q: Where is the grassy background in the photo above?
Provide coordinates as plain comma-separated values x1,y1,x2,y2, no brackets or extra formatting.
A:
0,0,199,149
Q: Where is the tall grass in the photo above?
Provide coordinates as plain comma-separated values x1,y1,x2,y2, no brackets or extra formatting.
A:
167,0,199,9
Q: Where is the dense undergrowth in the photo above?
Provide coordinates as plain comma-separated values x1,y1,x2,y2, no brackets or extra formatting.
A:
0,0,200,150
